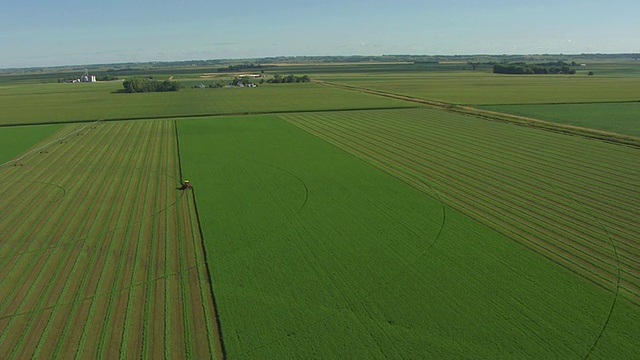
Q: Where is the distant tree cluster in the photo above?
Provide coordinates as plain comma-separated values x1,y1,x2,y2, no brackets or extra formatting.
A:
96,75,119,81
267,74,310,83
122,77,181,93
493,62,576,75
218,63,267,72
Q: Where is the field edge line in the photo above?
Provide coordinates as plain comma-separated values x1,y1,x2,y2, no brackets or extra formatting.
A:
174,120,227,360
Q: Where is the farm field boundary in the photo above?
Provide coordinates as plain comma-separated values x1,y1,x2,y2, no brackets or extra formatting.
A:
174,120,227,360
0,82,414,127
315,80,640,148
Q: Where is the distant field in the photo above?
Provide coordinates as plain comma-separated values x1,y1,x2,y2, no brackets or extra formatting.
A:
0,125,62,163
178,114,639,358
480,102,640,138
328,73,640,105
0,82,413,126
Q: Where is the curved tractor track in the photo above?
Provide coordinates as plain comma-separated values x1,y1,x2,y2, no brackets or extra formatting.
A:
0,120,219,359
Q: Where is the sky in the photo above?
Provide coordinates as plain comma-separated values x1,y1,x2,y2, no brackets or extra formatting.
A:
1,0,638,68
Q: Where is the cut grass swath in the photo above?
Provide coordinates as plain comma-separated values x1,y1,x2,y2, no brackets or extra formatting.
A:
0,120,218,358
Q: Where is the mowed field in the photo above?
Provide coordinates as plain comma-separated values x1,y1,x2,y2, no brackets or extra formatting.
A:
0,121,219,359
178,114,639,358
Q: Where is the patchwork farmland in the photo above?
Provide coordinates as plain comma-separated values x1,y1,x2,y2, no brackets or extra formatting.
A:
1,59,639,358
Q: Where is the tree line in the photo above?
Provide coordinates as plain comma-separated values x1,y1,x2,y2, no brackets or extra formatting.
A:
493,62,576,75
266,74,310,83
218,63,267,72
122,77,181,93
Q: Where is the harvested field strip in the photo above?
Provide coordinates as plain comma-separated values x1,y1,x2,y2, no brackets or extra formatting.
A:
283,108,640,304
0,120,218,358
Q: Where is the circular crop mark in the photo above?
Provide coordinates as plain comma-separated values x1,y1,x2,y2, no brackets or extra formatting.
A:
6,180,66,203
208,158,310,258
219,159,308,228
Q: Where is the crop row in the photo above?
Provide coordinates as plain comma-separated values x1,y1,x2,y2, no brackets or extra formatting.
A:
0,120,217,358
283,108,640,304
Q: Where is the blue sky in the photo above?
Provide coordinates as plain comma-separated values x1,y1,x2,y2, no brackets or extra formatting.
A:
1,0,638,68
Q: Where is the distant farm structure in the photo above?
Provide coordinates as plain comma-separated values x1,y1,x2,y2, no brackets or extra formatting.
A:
62,69,96,83
236,74,262,79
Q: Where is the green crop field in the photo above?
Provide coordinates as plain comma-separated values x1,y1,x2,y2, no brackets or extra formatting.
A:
480,102,640,138
178,114,639,358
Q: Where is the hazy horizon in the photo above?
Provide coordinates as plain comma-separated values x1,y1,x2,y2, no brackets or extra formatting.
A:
2,0,639,69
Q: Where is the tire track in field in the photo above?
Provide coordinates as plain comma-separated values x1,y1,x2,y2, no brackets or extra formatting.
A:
0,266,200,322
0,122,124,358
0,124,111,311
355,111,633,291
335,114,621,267
0,168,185,263
572,194,621,359
204,157,310,261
